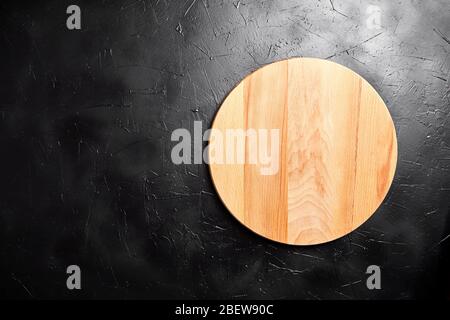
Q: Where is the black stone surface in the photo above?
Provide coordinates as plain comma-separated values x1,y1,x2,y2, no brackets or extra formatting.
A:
0,0,449,299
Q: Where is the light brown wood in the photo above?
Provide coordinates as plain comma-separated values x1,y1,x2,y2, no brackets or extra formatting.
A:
209,58,397,245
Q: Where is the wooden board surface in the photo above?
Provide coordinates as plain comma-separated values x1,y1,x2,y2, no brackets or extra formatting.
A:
209,58,397,245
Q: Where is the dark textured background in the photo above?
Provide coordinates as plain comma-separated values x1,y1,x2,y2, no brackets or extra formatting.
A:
0,0,449,299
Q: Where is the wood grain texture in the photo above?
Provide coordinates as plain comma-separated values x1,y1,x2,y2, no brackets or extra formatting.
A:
209,58,397,245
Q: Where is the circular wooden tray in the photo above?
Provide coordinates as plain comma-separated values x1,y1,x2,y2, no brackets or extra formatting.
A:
209,58,397,245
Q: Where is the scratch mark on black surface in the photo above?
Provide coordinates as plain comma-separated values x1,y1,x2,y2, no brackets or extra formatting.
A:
203,68,218,104
433,28,450,45
268,263,308,274
438,234,450,246
11,274,33,298
341,280,362,288
329,0,348,18
432,75,447,82
184,0,198,16
326,32,383,59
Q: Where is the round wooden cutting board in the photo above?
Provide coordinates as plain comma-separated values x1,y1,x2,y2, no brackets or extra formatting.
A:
209,57,397,245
